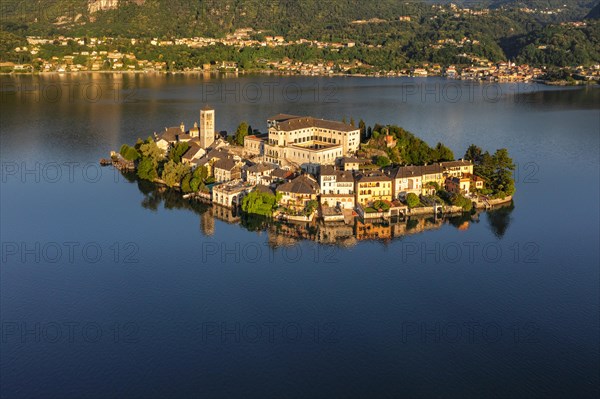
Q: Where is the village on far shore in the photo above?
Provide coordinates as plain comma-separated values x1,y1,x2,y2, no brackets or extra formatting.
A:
104,107,514,225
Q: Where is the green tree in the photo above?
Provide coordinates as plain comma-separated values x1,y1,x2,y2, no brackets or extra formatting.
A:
139,139,163,163
490,148,516,198
475,151,494,181
452,194,473,211
432,142,454,162
373,200,390,211
181,172,193,193
464,144,483,163
161,160,191,188
242,190,278,216
305,200,319,215
492,148,515,172
120,144,140,161
194,165,209,181
190,165,209,192
359,119,366,140
169,142,190,164
493,171,515,198
234,122,250,146
406,193,420,208
134,138,145,151
137,157,158,181
375,155,391,168
474,148,516,198
426,181,440,192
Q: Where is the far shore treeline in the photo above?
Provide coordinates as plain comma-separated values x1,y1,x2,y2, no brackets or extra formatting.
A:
1,0,599,77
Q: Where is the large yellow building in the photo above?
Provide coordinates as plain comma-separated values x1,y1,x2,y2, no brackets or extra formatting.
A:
355,173,393,206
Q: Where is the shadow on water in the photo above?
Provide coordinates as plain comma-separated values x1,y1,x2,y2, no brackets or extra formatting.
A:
485,201,515,239
136,178,210,215
240,213,273,232
447,209,480,229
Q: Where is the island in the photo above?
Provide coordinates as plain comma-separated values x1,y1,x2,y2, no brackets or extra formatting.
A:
103,107,515,239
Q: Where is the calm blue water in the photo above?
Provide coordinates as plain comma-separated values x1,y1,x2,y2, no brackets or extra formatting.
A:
1,74,599,398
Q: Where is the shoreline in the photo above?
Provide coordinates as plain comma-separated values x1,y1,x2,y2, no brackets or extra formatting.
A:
102,158,514,226
3,69,598,86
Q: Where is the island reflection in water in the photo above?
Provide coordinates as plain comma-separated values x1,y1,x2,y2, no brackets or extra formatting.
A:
129,173,515,247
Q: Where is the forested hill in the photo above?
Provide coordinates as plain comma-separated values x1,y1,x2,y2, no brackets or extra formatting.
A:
1,0,599,68
2,0,596,38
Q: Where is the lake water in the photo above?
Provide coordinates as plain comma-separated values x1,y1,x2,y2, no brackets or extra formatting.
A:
1,74,599,398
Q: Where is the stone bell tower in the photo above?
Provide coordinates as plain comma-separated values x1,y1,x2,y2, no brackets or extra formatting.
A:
200,106,215,149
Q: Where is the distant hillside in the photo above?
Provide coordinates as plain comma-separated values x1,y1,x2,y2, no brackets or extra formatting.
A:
502,22,600,66
1,0,595,38
0,0,598,68
1,0,423,37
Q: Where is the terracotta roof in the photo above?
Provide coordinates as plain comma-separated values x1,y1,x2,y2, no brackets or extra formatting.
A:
277,175,319,195
273,116,358,132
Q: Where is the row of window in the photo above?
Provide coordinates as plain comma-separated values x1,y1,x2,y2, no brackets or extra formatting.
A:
359,190,391,196
292,136,340,144
323,190,354,195
322,183,353,188
290,150,342,161
359,182,391,188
